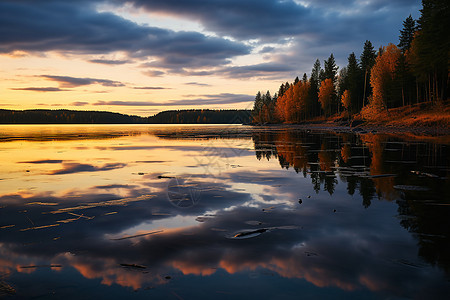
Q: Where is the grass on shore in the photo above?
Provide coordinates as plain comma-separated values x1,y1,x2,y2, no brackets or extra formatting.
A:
357,101,450,129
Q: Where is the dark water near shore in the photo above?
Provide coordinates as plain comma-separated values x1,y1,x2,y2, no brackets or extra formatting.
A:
0,125,449,299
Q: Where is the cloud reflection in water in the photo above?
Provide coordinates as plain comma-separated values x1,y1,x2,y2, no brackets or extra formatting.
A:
0,125,448,299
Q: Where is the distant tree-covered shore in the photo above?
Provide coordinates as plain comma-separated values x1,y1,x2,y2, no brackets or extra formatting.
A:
0,109,252,124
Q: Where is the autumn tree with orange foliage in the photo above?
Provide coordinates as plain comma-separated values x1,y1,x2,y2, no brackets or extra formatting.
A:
275,81,310,123
341,90,351,117
369,43,401,110
252,1,447,124
318,79,335,116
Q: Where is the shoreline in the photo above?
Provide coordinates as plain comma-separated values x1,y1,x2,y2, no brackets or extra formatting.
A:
250,122,450,144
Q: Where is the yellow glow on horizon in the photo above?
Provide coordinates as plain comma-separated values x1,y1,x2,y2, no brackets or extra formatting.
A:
0,50,283,116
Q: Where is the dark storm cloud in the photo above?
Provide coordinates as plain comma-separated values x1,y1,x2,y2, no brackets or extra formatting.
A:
0,0,250,71
93,93,252,106
40,75,125,88
10,87,69,92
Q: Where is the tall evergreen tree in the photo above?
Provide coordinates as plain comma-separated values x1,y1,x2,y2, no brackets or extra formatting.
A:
310,59,322,117
319,69,326,82
413,0,449,101
278,83,286,98
252,91,263,123
346,52,362,112
324,53,339,83
337,67,348,113
338,67,348,97
264,90,272,105
302,73,308,83
323,54,339,113
394,53,414,107
360,40,377,107
398,15,416,53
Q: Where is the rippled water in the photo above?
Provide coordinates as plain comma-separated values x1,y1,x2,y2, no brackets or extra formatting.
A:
0,125,449,299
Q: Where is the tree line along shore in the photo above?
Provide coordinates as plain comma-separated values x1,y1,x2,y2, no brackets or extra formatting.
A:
251,1,449,128
0,109,252,124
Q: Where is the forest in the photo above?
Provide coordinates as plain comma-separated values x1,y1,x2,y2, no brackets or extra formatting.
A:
252,0,449,125
147,109,251,124
0,109,251,124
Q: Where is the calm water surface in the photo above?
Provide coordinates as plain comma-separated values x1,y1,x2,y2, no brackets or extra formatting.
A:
0,125,449,299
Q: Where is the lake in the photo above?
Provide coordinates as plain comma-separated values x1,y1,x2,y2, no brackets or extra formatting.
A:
0,124,449,299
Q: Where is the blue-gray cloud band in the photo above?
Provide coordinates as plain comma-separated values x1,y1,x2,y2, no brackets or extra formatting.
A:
1,0,421,80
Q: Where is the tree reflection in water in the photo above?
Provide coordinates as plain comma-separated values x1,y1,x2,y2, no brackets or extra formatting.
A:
0,125,448,299
252,128,450,277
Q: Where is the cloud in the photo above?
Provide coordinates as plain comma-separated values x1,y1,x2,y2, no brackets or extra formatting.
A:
50,163,127,175
118,0,421,78
123,0,420,42
10,87,69,92
88,59,131,65
142,70,165,77
132,86,169,90
71,101,90,106
0,0,250,73
93,93,253,106
19,160,64,164
259,46,275,54
219,62,299,79
0,0,422,83
40,75,124,88
184,82,211,87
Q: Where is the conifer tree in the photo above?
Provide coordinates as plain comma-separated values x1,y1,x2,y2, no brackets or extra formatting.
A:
324,53,339,83
360,40,376,107
398,15,416,53
413,0,449,101
310,59,322,117
302,73,308,83
346,52,362,112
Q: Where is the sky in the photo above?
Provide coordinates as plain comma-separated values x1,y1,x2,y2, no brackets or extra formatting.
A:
0,0,421,116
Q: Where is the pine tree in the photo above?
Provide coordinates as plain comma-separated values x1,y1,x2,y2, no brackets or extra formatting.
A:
394,53,413,106
398,15,416,53
360,40,376,107
310,59,322,117
324,53,339,83
338,67,348,102
302,73,308,83
252,91,263,123
278,83,285,98
413,0,450,101
346,52,362,112
264,90,272,106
